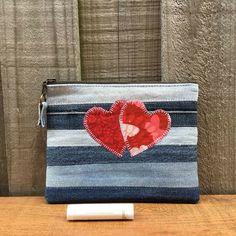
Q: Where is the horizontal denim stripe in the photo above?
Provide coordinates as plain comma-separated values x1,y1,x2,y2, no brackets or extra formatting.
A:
47,145,197,166
45,186,200,204
47,112,197,129
47,101,197,113
47,127,197,147
46,162,198,188
47,83,199,105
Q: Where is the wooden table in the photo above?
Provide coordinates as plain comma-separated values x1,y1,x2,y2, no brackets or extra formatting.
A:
0,195,235,236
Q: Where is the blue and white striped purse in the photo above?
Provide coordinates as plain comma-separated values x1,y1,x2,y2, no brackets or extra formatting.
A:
38,80,199,203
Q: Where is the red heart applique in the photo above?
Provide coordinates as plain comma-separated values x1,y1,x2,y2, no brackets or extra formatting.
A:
84,100,126,157
119,100,171,157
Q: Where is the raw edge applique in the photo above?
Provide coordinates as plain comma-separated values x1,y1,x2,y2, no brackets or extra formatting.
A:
119,100,171,157
83,100,127,157
84,99,171,158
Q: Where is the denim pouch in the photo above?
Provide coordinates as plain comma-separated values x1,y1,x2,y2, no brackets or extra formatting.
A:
39,80,200,203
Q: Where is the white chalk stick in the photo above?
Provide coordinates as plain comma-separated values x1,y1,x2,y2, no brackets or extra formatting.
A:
67,203,134,221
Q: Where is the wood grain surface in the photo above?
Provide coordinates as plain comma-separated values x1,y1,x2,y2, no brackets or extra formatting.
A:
162,1,236,194
79,0,161,82
0,195,235,236
0,65,9,195
0,0,80,195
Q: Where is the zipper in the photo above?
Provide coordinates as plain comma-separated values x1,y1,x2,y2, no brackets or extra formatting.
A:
38,79,56,127
41,79,57,100
45,79,197,85
41,79,197,101
38,79,197,127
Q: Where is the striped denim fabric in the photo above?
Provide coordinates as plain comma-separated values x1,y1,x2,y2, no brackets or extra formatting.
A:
45,83,199,203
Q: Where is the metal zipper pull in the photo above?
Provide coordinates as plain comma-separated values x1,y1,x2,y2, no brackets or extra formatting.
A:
46,78,57,84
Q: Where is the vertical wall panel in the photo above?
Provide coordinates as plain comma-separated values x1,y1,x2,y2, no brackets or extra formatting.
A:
0,0,9,196
0,65,9,195
162,0,236,193
0,0,235,195
0,0,80,195
79,0,161,82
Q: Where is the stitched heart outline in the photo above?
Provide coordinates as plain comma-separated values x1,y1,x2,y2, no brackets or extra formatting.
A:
83,100,126,157
84,100,171,157
119,100,171,157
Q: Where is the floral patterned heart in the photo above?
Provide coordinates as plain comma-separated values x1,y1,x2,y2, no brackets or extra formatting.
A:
83,100,126,157
119,100,171,157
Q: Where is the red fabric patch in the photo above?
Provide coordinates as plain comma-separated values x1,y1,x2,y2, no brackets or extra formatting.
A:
120,100,171,156
84,100,171,157
84,100,126,157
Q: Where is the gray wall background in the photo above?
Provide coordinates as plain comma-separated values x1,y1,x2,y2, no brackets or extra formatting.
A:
0,0,235,195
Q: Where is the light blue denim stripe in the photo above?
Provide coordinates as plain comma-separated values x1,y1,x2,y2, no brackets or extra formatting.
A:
46,162,198,188
47,127,197,147
47,84,199,105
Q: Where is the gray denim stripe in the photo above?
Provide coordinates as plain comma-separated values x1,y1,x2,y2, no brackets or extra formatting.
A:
46,145,197,166
46,162,199,188
47,84,199,105
47,127,197,147
47,101,198,113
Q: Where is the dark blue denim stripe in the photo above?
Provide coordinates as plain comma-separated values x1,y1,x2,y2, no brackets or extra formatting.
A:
47,145,197,166
47,113,197,130
45,186,200,204
47,101,197,113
